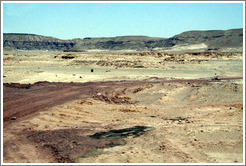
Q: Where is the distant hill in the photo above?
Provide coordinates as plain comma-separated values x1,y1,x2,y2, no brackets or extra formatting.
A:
71,36,166,51
3,33,76,50
163,28,243,49
3,28,243,52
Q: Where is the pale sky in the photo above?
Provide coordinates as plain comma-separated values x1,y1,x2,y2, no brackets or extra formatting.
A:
3,2,244,39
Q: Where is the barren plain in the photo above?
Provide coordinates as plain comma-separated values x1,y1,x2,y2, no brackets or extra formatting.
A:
2,50,244,163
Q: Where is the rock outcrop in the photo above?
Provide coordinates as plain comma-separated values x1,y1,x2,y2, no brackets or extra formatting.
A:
3,33,76,50
3,28,243,52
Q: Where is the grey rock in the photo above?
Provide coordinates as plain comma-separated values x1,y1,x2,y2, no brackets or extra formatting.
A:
3,28,243,52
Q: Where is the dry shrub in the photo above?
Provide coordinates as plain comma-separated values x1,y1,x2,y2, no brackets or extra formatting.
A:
119,109,139,113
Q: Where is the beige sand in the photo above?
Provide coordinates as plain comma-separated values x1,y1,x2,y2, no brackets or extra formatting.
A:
2,51,244,163
3,51,243,84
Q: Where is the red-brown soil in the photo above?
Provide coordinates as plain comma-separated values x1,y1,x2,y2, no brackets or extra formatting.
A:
3,77,241,124
3,77,243,163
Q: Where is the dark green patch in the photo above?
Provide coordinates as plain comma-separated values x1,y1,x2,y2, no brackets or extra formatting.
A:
90,126,154,139
169,117,187,121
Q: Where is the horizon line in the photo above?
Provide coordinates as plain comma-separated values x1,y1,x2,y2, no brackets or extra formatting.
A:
3,27,243,40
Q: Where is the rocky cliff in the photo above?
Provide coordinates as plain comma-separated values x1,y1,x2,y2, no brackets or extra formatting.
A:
3,33,76,51
3,28,243,52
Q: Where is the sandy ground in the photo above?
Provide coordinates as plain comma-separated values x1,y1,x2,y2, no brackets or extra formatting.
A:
2,50,244,163
3,50,243,83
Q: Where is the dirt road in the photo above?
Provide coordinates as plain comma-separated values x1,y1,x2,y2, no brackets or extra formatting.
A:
3,77,241,124
2,51,244,163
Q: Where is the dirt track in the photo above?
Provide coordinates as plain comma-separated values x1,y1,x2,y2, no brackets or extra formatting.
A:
3,77,243,163
3,77,242,124
3,51,244,163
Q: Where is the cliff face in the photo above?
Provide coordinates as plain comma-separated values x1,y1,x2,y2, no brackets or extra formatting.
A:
3,28,243,52
166,28,243,48
3,33,76,50
71,36,165,51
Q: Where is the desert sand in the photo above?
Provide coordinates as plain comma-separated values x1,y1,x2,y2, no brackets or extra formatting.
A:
2,50,244,163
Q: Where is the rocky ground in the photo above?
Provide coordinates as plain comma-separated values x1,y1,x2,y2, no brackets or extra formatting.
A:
3,50,243,83
2,50,244,163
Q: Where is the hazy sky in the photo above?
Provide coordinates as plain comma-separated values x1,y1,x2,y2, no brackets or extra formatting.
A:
3,2,244,39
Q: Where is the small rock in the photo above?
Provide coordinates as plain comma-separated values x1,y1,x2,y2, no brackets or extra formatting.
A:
212,76,221,80
11,117,16,120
